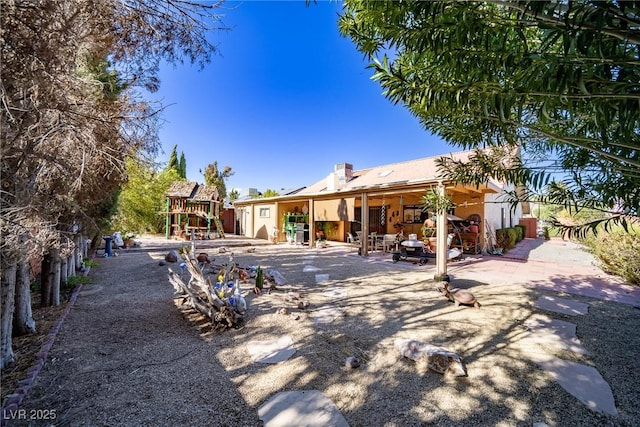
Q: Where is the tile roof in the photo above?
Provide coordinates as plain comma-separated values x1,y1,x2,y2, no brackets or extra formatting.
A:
297,151,475,195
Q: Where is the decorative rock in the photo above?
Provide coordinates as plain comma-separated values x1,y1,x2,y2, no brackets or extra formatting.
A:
158,260,167,266
196,253,211,264
395,339,466,376
165,250,181,263
345,356,360,368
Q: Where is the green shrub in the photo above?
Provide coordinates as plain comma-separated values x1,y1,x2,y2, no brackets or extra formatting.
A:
514,225,525,242
507,228,518,248
66,275,93,287
582,229,640,285
83,258,100,267
495,228,517,251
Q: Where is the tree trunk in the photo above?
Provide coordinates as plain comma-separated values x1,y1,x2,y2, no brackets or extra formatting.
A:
51,248,61,306
41,253,52,307
13,261,36,336
82,236,89,258
1,261,17,369
68,248,75,278
61,256,68,286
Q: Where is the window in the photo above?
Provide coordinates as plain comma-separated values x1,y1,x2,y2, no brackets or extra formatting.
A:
403,205,427,224
259,208,270,218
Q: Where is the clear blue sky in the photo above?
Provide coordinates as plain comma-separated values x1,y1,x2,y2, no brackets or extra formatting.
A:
150,1,452,194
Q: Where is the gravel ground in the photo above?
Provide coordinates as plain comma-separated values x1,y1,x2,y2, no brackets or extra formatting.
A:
6,237,640,426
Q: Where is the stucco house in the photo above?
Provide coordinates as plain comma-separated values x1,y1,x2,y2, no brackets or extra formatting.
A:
232,151,524,254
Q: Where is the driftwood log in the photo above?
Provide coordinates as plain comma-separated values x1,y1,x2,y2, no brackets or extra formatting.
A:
168,252,244,331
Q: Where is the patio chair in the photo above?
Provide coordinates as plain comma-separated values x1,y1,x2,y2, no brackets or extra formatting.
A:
347,232,359,244
382,233,398,252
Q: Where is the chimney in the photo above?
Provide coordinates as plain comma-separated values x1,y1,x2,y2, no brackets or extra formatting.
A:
334,163,353,185
326,172,340,191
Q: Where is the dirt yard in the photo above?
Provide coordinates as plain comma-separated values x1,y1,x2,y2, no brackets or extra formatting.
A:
2,238,639,426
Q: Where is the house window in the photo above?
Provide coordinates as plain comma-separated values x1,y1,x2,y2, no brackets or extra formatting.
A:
259,208,270,218
403,205,427,224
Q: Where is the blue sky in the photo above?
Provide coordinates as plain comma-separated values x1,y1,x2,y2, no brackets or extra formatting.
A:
150,1,452,194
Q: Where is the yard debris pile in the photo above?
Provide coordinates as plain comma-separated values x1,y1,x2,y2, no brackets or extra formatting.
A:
167,250,287,331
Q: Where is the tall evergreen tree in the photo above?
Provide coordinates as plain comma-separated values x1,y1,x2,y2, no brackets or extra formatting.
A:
178,152,187,179
168,145,179,175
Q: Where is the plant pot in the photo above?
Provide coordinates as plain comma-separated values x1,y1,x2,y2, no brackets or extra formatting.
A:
427,237,438,251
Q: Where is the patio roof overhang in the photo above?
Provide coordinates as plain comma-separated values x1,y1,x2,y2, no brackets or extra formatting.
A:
233,178,501,208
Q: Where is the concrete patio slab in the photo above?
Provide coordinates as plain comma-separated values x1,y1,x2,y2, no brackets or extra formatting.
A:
532,355,618,417
534,295,589,316
324,287,348,300
258,390,349,427
310,306,344,324
523,315,591,355
246,336,296,364
315,274,330,283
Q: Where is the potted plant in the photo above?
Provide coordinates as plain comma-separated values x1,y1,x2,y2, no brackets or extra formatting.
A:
420,187,454,252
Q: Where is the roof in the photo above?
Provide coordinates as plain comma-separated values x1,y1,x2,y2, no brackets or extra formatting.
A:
192,184,219,201
166,181,220,202
296,151,477,195
233,150,506,207
166,181,198,198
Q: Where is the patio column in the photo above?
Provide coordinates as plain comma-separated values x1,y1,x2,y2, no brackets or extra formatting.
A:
435,181,450,282
361,193,369,255
308,199,314,247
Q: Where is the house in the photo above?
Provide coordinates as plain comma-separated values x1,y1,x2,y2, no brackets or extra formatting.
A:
164,181,222,240
232,151,524,254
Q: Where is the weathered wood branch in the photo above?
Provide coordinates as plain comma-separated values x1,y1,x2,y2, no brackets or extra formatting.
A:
167,251,243,330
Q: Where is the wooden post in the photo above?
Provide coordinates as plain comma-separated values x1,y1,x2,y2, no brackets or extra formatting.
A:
165,198,170,239
361,193,369,255
435,181,449,282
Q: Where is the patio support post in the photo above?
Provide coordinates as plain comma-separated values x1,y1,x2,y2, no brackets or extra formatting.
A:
308,198,314,248
361,193,369,255
435,181,450,282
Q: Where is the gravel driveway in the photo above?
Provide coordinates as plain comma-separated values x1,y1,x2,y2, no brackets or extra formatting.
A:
8,237,640,426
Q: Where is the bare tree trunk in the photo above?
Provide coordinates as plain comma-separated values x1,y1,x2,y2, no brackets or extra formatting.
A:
68,249,75,278
13,261,36,336
41,253,52,307
61,256,68,285
1,261,17,369
82,236,89,258
51,248,61,306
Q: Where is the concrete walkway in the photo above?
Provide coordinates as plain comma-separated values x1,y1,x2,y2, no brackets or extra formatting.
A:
447,237,640,307
448,237,636,417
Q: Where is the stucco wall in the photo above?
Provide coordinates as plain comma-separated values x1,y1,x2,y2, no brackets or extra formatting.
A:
247,202,278,240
